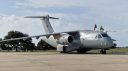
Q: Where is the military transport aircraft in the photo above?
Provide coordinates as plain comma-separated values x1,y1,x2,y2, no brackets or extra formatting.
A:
0,15,116,54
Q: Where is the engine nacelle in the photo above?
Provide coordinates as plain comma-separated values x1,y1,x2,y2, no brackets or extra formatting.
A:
57,34,74,45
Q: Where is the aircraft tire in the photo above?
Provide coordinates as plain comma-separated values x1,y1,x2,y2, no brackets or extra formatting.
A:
77,49,86,54
100,50,106,54
63,46,68,53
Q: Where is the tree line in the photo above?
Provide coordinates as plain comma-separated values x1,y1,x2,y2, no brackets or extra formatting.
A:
0,31,55,52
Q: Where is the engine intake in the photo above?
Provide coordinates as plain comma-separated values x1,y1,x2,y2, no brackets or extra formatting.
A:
58,34,74,44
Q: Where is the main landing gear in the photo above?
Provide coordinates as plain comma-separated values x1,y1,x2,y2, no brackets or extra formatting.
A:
60,46,68,53
77,49,86,54
100,49,106,54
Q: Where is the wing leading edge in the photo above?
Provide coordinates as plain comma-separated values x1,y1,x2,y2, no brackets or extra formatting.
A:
0,30,80,42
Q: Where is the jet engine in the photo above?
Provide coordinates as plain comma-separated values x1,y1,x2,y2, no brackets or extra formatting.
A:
58,34,74,45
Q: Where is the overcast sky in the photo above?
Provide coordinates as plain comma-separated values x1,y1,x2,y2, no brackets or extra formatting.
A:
0,0,128,47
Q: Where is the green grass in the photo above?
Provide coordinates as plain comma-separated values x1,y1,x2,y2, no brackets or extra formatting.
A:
87,48,128,54
107,48,128,53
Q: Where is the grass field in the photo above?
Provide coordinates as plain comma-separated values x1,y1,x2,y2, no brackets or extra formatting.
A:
86,48,128,54
108,48,128,53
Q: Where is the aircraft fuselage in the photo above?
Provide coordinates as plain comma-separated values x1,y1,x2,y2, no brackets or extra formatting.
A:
42,30,114,53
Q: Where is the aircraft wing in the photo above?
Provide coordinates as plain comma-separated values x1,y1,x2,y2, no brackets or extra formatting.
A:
0,30,80,42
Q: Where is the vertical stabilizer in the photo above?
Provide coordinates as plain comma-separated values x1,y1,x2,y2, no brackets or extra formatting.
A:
41,15,54,34
25,15,59,34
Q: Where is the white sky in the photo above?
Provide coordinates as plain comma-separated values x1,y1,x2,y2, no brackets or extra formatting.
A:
0,0,128,47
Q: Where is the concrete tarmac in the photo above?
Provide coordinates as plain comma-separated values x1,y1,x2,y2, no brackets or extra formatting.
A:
0,52,128,71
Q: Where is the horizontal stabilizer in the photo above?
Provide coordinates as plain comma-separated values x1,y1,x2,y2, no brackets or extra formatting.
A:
25,15,59,19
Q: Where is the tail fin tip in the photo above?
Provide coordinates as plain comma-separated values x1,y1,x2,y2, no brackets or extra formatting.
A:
24,15,59,19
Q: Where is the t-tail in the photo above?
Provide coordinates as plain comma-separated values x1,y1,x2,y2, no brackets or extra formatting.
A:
25,15,59,34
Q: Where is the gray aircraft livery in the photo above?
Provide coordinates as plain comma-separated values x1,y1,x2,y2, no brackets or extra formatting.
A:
1,15,116,54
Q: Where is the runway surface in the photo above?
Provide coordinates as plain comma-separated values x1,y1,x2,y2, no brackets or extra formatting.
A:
0,52,128,71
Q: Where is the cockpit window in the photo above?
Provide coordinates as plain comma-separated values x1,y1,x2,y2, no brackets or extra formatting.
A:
96,34,102,38
102,34,109,37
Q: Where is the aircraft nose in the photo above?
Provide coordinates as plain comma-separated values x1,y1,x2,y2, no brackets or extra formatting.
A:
107,40,114,47
104,38,114,48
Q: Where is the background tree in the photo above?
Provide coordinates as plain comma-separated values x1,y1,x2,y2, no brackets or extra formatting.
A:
4,30,35,52
37,39,56,50
0,38,11,51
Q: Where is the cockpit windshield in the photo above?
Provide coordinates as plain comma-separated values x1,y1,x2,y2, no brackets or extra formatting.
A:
101,33,109,37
